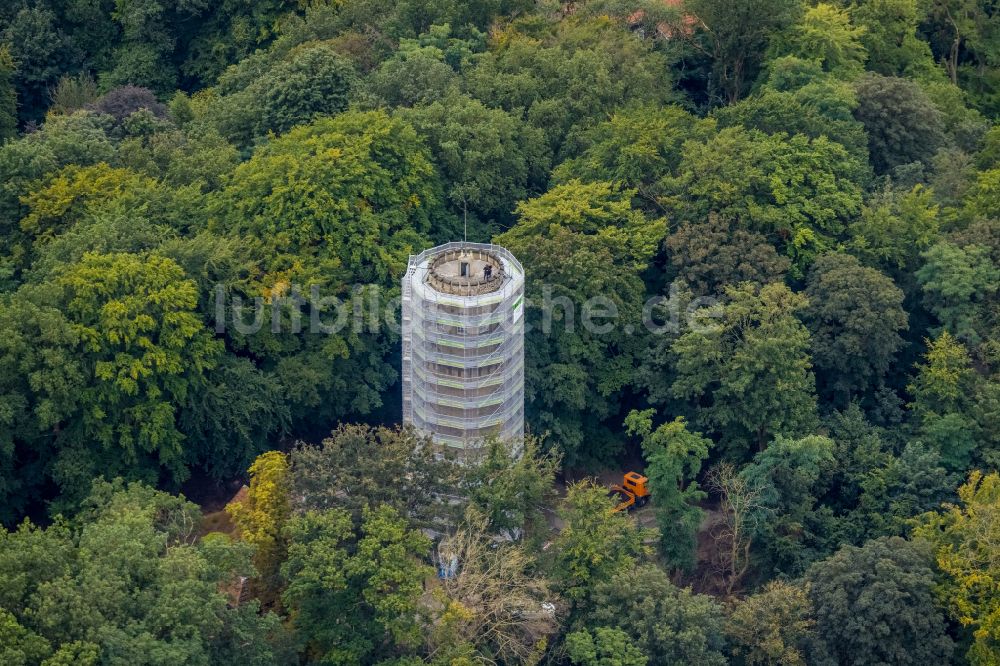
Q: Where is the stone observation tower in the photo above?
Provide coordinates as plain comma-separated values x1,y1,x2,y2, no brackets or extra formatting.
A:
401,242,525,453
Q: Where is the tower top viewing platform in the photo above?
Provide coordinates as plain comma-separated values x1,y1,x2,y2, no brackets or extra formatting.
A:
426,247,506,296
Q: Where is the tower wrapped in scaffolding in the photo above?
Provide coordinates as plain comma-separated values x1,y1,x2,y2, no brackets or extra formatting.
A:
401,242,525,453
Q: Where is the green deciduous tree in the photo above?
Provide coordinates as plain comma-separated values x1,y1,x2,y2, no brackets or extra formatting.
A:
671,282,818,457
0,112,115,285
0,608,51,665
579,564,727,666
1,7,72,124
461,435,559,540
664,214,790,297
550,482,649,603
0,479,287,664
917,241,999,349
962,166,1000,222
213,40,357,146
227,450,291,602
909,332,982,469
19,163,158,248
852,0,938,78
853,74,947,174
214,109,442,287
553,105,714,207
772,3,866,77
0,45,16,142
662,128,865,271
803,252,908,401
12,251,222,506
922,0,991,85
805,536,954,666
685,0,802,103
400,92,549,229
290,424,458,529
281,504,432,664
58,251,220,471
362,27,466,107
178,355,290,483
624,411,708,570
848,441,959,542
212,111,446,431
712,77,869,164
847,184,940,275
496,181,663,466
725,580,825,666
100,0,178,93
566,627,647,666
463,17,676,157
741,435,835,575
114,124,240,193
0,295,83,523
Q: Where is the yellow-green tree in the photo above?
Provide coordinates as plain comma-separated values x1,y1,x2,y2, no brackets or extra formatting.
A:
775,4,867,76
725,581,821,666
227,450,292,601
550,481,651,602
915,470,1000,664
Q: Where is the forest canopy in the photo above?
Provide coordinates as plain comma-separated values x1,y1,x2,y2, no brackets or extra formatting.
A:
1,0,1000,664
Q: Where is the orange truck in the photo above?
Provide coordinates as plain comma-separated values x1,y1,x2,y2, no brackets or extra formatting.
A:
609,472,650,512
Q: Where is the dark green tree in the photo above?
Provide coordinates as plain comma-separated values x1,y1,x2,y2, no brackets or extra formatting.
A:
463,17,676,156
684,0,802,103
211,111,446,431
580,565,727,666
740,434,835,575
0,295,82,523
0,45,16,141
803,253,908,401
1,7,72,123
211,40,357,147
805,537,954,665
917,241,999,350
290,424,458,528
853,74,947,174
179,356,290,483
847,441,959,541
495,181,663,466
460,435,559,539
0,112,115,284
400,92,550,229
363,32,462,107
662,127,865,271
712,77,869,163
664,213,790,297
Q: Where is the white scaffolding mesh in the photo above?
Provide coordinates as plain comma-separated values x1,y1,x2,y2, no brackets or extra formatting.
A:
402,242,525,453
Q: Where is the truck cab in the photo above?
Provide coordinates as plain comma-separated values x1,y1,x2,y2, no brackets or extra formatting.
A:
609,472,650,512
